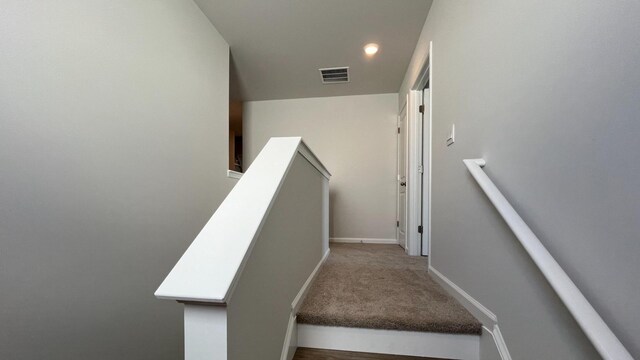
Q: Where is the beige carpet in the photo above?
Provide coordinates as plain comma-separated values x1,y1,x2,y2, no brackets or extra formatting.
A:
293,347,445,359
297,244,482,335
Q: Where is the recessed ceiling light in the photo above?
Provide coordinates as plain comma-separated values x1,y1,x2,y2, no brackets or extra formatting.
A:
364,43,379,56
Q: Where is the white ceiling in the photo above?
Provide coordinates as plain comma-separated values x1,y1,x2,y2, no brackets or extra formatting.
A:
194,0,432,101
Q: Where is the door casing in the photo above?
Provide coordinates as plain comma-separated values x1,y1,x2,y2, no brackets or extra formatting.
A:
405,41,432,258
396,100,408,249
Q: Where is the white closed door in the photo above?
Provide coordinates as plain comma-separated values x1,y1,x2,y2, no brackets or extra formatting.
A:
397,106,408,249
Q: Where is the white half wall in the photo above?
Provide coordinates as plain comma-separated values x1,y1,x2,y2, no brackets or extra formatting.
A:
244,94,398,240
227,153,326,360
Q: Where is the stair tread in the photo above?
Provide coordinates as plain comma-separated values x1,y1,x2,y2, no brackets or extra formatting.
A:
293,347,445,359
297,244,482,335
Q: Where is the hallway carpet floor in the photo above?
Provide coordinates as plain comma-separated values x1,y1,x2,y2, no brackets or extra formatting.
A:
297,244,482,334
293,347,444,359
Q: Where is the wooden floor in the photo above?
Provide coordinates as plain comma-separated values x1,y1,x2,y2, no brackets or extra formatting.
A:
293,348,444,360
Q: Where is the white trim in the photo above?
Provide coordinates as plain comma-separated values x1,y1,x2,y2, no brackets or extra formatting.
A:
426,41,433,263
396,96,409,251
281,315,297,360
297,139,331,180
484,325,513,360
420,88,431,257
281,249,331,360
406,41,433,257
156,138,300,303
406,90,420,256
155,137,330,304
227,169,243,179
407,90,421,256
297,324,480,360
429,266,512,360
184,305,227,360
330,238,399,245
411,41,431,90
322,179,330,255
429,266,497,326
292,249,330,313
414,64,430,91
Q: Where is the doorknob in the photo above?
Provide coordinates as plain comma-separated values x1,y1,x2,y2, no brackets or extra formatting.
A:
400,182,406,186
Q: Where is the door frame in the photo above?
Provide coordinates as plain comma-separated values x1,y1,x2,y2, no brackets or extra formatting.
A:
406,41,432,258
396,98,409,249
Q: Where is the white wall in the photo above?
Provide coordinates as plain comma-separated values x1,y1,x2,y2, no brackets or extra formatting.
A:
244,94,398,241
400,1,640,359
0,1,232,358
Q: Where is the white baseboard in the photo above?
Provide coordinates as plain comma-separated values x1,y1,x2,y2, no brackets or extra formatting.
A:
281,249,331,360
428,266,497,326
281,314,297,360
292,249,330,313
297,324,480,360
429,266,511,360
482,325,512,360
330,237,398,245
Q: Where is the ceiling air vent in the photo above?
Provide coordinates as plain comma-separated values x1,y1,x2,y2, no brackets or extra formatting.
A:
319,67,349,84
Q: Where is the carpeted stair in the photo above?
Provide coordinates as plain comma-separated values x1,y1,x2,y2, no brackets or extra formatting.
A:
297,244,482,335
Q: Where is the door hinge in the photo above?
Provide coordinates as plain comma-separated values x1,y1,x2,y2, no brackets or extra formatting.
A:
419,105,425,113
418,165,424,173
397,127,400,134
418,225,423,234
396,221,400,227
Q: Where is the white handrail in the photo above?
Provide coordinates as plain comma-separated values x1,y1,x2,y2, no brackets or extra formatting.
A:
155,137,330,304
463,159,633,360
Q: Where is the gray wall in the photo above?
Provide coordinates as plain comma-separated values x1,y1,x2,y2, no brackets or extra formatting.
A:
0,1,233,358
244,94,398,241
400,1,640,359
227,153,325,360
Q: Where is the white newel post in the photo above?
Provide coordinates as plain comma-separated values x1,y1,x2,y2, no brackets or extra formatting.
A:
184,304,228,360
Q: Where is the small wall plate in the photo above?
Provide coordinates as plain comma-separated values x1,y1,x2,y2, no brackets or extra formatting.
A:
446,124,455,146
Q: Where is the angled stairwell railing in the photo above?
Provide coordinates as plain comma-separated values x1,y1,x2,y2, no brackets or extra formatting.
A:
463,159,633,360
155,137,330,360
